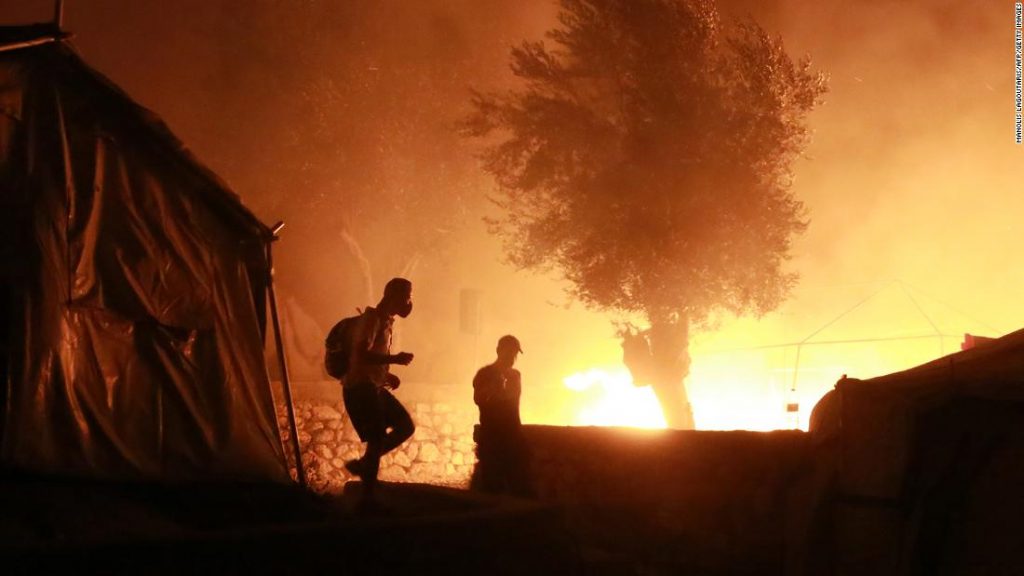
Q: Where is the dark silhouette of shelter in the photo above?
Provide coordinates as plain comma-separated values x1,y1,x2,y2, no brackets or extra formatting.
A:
0,24,288,482
799,326,1024,574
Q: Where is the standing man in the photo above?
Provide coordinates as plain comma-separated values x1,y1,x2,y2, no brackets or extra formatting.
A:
471,335,532,496
342,277,416,505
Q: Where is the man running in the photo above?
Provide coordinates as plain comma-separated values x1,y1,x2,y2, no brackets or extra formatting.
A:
342,278,416,505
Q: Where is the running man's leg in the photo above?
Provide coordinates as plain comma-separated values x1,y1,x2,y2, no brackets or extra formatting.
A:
342,382,385,491
377,387,415,455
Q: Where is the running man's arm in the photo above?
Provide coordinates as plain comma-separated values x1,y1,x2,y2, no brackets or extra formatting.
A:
353,314,413,365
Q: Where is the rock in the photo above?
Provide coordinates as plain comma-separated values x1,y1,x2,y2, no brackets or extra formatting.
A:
315,460,334,478
415,403,431,415
443,438,453,448
315,445,334,460
326,478,346,494
418,442,440,463
452,452,464,466
434,403,452,413
417,463,446,479
309,421,324,432
313,405,344,421
441,423,453,435
332,458,346,469
342,425,360,442
405,443,419,461
382,467,408,483
298,431,312,445
393,452,412,468
445,463,456,476
326,419,343,430
313,429,335,444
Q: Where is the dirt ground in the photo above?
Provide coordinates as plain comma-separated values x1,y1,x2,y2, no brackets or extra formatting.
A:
0,473,580,575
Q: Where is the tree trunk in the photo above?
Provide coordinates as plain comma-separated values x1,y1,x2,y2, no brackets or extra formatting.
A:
648,319,695,429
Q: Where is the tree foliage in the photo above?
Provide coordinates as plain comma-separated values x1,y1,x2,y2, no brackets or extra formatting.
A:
466,0,826,327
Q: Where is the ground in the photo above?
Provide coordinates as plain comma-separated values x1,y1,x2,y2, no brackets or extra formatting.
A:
0,472,579,575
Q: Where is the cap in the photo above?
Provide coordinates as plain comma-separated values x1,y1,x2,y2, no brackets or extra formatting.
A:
497,334,523,354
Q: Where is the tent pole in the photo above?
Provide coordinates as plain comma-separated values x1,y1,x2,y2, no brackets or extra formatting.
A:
53,0,65,28
266,226,307,487
0,31,71,54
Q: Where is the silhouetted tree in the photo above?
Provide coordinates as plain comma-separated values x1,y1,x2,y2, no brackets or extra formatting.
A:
466,0,826,428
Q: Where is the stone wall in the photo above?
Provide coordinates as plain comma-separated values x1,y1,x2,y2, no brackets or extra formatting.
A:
275,384,815,572
274,381,1024,574
523,426,812,575
275,381,478,493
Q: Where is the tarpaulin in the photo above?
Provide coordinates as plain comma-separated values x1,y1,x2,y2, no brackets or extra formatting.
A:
816,327,1024,500
0,26,288,482
800,329,1024,574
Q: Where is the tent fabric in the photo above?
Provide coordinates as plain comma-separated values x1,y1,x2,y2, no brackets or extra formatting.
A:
0,26,289,482
812,327,1024,499
796,329,1024,574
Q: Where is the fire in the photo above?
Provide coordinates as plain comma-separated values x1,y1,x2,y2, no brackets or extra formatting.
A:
560,364,797,431
557,282,1004,431
561,368,667,429
561,336,970,431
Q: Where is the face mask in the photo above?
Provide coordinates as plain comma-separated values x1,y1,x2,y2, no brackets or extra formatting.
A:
397,300,413,318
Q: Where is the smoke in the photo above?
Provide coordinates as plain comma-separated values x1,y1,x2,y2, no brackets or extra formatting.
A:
762,0,1021,323
689,0,1024,427
3,0,1018,428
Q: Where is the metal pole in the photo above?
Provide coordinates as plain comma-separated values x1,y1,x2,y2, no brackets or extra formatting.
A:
0,36,60,54
790,343,803,394
266,224,306,487
53,0,65,28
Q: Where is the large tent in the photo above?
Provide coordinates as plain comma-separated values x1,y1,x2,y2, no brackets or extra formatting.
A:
0,24,290,482
796,326,1024,574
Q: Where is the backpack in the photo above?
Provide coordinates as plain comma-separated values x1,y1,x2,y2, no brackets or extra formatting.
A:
324,312,363,379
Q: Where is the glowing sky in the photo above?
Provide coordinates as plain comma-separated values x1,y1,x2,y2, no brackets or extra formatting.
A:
3,1,1020,429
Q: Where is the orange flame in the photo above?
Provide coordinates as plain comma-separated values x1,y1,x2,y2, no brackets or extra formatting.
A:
561,368,667,429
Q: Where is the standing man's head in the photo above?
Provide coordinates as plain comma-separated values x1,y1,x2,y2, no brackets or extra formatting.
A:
495,335,523,368
380,277,413,318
